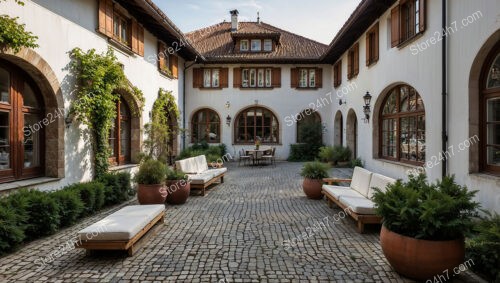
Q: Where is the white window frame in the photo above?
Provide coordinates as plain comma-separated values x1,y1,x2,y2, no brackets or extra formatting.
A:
263,39,273,51
242,69,249,87
250,69,256,87
240,40,249,51
203,69,211,88
309,69,316,88
212,69,220,88
251,39,262,51
299,69,308,88
265,69,272,87
257,69,264,87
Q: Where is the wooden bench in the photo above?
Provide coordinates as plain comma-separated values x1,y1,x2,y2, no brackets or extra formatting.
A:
175,155,227,196
76,205,165,256
322,167,396,233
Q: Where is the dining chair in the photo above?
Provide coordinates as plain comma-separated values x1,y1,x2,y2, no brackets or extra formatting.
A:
262,147,276,167
238,148,252,166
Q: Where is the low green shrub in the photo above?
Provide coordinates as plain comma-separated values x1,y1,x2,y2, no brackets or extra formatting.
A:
318,146,335,163
166,168,188,181
332,145,352,163
0,204,26,256
466,213,500,282
66,182,105,216
98,172,133,206
350,158,363,168
21,190,60,239
300,161,330,179
288,143,322,161
51,189,84,227
134,159,166,185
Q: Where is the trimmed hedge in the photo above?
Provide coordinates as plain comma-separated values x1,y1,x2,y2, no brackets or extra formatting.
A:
0,172,134,256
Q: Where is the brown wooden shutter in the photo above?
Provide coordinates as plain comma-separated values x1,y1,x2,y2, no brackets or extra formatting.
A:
98,0,107,34
347,52,353,80
220,68,229,88
316,68,323,88
391,5,400,47
131,20,139,53
419,0,426,32
334,62,341,87
233,68,241,88
291,68,299,88
138,26,144,56
366,33,371,66
374,23,379,62
353,43,359,76
272,68,281,88
158,42,165,71
193,68,203,88
105,0,114,37
170,55,179,78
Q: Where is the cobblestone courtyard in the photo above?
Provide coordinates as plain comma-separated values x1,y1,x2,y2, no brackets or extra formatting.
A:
0,162,483,282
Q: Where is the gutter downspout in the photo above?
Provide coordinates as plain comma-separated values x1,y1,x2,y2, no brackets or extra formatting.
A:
442,0,448,177
182,57,198,150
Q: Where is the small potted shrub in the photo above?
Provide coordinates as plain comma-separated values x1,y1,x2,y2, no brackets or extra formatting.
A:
165,168,190,205
318,146,335,165
134,159,167,205
372,174,480,281
300,161,330,199
332,145,352,167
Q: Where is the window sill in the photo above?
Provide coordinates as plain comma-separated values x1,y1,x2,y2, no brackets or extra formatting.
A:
469,172,500,181
295,87,321,90
397,32,425,49
233,143,282,146
159,70,176,80
0,177,61,193
108,38,135,56
198,87,224,90
366,60,378,67
239,87,275,90
373,158,422,169
109,164,139,172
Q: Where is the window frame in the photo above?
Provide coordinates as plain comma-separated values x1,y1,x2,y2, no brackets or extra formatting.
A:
241,68,272,89
112,11,130,46
202,69,221,88
240,40,249,51
251,39,262,52
298,68,317,89
191,108,221,144
109,97,131,166
263,39,273,52
234,107,279,145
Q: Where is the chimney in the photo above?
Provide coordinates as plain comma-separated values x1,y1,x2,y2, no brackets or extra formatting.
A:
230,9,239,32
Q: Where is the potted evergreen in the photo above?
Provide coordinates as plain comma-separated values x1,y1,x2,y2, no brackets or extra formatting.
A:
300,161,330,199
332,145,352,167
134,159,167,204
372,174,480,281
165,168,190,205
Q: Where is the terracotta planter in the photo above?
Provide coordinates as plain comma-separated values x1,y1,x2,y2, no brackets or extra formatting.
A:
302,178,324,199
380,225,465,281
137,184,167,205
166,180,191,205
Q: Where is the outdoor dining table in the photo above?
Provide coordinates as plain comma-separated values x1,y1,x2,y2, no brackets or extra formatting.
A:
245,147,272,165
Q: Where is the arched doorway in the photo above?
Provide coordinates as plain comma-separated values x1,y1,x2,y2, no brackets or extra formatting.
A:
234,106,279,144
191,108,221,143
334,111,343,146
297,109,322,143
346,109,358,158
151,89,179,165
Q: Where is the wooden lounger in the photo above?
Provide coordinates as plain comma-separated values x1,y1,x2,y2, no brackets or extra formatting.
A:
76,205,165,256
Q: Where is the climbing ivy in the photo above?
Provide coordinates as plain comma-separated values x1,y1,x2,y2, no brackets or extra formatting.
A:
143,88,179,164
0,0,38,53
69,47,144,179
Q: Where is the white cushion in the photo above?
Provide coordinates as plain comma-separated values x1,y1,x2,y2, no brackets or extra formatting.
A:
176,158,197,174
77,205,164,241
350,167,373,198
323,185,365,200
195,155,209,173
367,173,396,199
339,196,376,215
188,172,214,185
208,168,227,177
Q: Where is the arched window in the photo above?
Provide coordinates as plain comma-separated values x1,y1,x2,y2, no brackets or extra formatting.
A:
0,62,44,182
481,47,500,173
297,110,321,143
380,84,425,164
109,97,131,166
235,107,279,144
191,109,220,143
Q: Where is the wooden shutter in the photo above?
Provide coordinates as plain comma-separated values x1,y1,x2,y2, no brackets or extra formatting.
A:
419,0,426,32
391,5,400,47
291,68,299,88
366,33,371,66
131,20,139,53
316,68,323,88
138,26,144,56
272,68,281,88
347,52,353,80
374,23,379,62
233,68,241,88
158,42,166,71
334,61,341,87
220,68,229,88
193,68,203,88
170,55,179,79
98,0,107,34
366,23,379,66
353,43,359,77
98,0,114,37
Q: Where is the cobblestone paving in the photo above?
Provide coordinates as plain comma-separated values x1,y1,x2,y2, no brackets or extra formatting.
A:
0,162,484,282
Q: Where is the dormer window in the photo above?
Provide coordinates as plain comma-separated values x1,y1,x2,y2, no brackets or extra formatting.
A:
240,40,249,51
264,39,273,51
251,39,262,51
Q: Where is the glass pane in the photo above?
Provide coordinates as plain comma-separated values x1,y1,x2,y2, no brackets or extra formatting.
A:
487,124,500,146
416,93,424,110
487,54,500,89
120,120,130,157
0,112,10,170
251,40,261,51
209,123,218,142
258,69,264,87
309,70,316,87
265,69,272,87
300,70,308,87
400,86,409,112
212,69,220,87
242,69,249,87
121,19,128,43
417,115,426,162
23,114,41,168
383,91,397,114
23,83,38,108
109,123,116,157
250,69,256,87
114,15,120,37
264,40,272,51
120,100,130,117
487,98,500,123
487,146,500,166
0,67,9,103
203,70,211,87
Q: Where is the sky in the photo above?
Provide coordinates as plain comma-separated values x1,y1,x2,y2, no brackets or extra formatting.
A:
153,0,363,45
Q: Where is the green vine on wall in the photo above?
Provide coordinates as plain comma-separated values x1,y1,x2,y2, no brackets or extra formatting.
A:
0,1,38,53
69,47,144,179
143,88,179,163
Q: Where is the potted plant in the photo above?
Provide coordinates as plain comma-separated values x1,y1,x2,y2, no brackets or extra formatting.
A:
300,161,330,199
372,174,480,281
134,159,167,205
255,139,261,150
318,146,335,165
332,145,352,167
165,168,190,205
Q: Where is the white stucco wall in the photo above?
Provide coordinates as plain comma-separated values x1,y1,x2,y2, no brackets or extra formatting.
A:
330,0,500,213
185,64,334,160
1,0,185,190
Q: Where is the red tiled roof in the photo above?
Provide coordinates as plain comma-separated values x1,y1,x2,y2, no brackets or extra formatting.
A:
186,22,328,63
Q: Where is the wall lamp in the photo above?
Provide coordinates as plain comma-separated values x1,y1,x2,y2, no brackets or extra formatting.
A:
338,98,347,106
225,101,231,109
226,115,232,126
363,91,372,123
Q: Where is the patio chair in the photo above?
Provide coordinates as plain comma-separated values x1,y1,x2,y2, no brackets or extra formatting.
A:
238,149,252,166
261,147,276,167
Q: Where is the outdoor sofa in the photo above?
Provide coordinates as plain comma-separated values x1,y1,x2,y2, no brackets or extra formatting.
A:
175,155,226,196
322,167,396,233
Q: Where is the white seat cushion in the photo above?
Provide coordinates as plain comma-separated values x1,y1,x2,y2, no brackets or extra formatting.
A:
350,167,373,198
208,168,227,177
339,196,376,215
188,172,214,185
367,173,397,199
323,185,365,200
77,205,164,241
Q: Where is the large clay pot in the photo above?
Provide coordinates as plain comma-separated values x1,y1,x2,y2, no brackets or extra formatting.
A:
380,225,465,281
166,180,191,205
137,184,167,205
302,178,323,199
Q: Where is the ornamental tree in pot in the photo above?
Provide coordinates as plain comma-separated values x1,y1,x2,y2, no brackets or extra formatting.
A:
133,159,167,205
372,174,480,281
300,161,330,199
165,168,190,205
